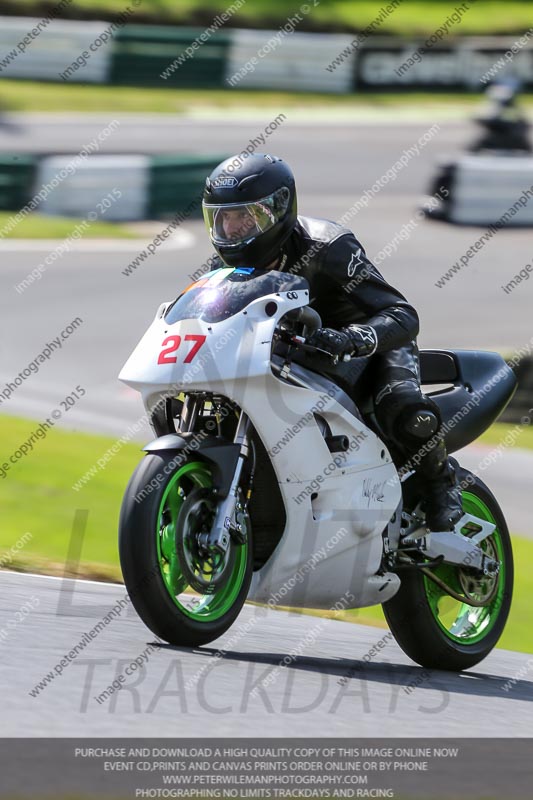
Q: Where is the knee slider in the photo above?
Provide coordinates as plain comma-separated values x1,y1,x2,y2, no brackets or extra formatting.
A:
403,408,440,440
394,396,442,448
375,381,441,448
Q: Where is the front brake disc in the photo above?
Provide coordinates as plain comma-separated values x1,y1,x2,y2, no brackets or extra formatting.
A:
175,487,235,595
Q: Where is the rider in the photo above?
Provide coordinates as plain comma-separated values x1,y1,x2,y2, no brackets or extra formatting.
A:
470,76,531,154
201,153,463,533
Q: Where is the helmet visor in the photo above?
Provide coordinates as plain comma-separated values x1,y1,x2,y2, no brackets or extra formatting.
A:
203,186,291,246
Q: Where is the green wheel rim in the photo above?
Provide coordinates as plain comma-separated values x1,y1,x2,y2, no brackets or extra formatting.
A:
155,461,248,622
423,491,506,645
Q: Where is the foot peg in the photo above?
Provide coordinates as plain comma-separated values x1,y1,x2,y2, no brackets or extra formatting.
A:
402,513,498,573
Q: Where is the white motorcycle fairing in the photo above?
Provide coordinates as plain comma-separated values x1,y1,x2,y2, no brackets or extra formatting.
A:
119,270,402,610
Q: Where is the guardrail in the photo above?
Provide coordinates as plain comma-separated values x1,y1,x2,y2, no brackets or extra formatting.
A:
0,154,37,211
0,16,532,92
110,25,232,88
0,16,112,82
0,153,223,221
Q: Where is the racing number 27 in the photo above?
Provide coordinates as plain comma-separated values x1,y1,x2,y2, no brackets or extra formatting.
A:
157,334,206,365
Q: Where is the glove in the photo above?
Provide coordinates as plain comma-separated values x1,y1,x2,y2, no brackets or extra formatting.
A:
341,324,378,357
307,325,378,358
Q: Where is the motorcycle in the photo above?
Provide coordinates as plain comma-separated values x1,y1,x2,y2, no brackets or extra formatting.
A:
422,78,532,223
118,266,516,671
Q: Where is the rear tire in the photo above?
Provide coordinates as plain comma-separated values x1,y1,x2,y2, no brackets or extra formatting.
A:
119,451,253,647
383,465,513,671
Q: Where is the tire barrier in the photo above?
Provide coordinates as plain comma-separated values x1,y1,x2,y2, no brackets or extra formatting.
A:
449,155,533,226
0,16,532,92
0,153,223,221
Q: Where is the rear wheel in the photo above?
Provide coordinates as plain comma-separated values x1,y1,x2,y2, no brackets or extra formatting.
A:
119,451,253,647
383,466,513,671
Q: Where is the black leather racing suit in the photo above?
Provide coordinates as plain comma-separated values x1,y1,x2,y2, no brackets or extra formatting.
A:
211,215,453,491
278,215,445,463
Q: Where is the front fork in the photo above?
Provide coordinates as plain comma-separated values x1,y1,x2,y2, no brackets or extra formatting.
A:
199,408,251,556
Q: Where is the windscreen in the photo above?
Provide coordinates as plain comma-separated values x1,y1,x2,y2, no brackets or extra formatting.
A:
164,267,309,324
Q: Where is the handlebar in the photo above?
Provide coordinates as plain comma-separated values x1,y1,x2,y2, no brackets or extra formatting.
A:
277,306,349,365
283,305,322,335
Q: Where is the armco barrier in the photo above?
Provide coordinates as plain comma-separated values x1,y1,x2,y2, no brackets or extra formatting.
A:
148,154,225,219
0,153,223,221
1,15,532,92
141,30,533,93
225,29,354,93
354,36,533,90
449,155,533,226
36,154,150,221
0,154,37,211
109,25,232,88
0,16,112,82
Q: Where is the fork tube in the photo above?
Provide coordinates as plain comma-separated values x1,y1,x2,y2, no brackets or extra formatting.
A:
181,394,202,432
206,411,251,553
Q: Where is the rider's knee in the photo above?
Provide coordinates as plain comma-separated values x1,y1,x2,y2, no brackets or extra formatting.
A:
374,379,441,448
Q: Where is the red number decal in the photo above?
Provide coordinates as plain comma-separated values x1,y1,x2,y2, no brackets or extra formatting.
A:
157,335,181,364
183,334,207,363
157,334,206,365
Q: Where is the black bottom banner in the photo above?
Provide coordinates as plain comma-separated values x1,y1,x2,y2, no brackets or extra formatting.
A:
0,738,531,799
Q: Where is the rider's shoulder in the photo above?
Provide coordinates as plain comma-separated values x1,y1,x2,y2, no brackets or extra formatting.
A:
295,215,353,244
295,216,361,252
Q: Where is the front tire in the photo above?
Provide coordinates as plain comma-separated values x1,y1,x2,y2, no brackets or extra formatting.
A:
119,451,253,647
383,465,513,671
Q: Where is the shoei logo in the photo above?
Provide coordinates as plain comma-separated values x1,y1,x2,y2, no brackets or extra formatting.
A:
212,176,239,188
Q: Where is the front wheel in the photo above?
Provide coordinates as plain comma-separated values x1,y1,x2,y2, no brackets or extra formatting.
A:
119,451,253,647
383,465,513,671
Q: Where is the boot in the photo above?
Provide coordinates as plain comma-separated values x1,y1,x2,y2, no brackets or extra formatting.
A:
417,440,463,532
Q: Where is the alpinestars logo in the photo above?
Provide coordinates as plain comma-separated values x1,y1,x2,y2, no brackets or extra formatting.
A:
347,248,365,278
360,328,377,345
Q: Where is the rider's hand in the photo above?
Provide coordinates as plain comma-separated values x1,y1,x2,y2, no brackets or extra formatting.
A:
307,325,378,358
307,327,351,357
341,324,378,357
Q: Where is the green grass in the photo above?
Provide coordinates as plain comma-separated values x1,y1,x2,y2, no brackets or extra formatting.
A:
1,80,532,115
306,1,533,36
0,414,142,579
478,420,533,451
1,412,532,653
0,210,140,238
2,0,533,35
